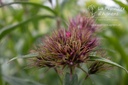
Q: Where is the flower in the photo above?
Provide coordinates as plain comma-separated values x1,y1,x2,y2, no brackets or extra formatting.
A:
31,14,99,74
88,61,112,74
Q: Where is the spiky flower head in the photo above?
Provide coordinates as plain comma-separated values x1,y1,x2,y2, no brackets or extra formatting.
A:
31,14,99,74
88,61,112,74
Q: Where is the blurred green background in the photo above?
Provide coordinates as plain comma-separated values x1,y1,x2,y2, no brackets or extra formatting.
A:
0,0,128,85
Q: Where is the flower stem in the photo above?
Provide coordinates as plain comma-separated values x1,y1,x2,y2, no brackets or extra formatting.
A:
78,66,89,79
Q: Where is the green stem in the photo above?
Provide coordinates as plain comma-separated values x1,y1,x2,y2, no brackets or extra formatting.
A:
78,66,89,79
69,66,75,81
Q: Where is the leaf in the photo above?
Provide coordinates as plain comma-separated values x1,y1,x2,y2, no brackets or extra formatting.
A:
9,53,38,63
0,1,57,15
64,73,70,85
30,0,40,3
60,0,77,10
0,15,55,40
70,74,78,85
0,65,3,85
64,73,79,85
89,56,128,73
103,35,128,63
3,75,44,85
113,0,128,13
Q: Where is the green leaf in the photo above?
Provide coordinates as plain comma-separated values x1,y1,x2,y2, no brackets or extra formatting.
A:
0,15,55,40
60,0,77,10
0,1,57,15
9,53,38,62
113,0,128,13
64,73,70,85
89,56,128,73
64,73,79,85
0,65,3,85
103,35,128,64
71,74,78,85
30,0,40,3
3,75,44,85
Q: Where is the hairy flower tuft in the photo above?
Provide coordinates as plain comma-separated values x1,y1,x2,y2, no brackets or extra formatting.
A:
31,15,99,74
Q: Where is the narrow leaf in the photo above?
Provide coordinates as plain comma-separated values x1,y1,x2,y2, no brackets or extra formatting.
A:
0,65,3,85
71,74,78,85
0,15,54,40
9,53,38,63
64,73,78,85
3,75,44,85
64,73,70,85
89,56,128,73
0,1,57,15
113,0,128,13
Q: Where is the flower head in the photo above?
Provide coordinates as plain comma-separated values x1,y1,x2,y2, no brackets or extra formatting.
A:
31,14,99,74
88,61,112,74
